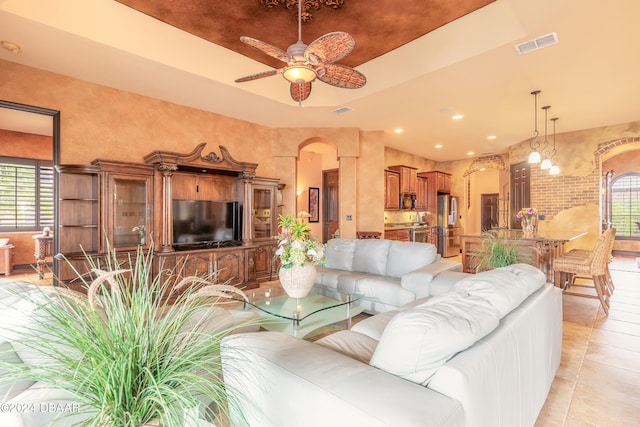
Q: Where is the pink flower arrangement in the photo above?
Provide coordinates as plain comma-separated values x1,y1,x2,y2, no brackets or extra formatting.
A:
516,207,537,219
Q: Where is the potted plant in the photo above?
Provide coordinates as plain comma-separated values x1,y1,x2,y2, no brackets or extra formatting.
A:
274,214,325,298
470,232,530,272
0,244,254,427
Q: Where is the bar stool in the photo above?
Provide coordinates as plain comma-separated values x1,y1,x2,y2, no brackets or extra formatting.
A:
553,228,615,315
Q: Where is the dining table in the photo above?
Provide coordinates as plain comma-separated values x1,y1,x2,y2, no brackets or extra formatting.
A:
460,229,587,282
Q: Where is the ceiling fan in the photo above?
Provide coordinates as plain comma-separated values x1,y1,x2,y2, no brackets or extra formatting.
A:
235,0,366,103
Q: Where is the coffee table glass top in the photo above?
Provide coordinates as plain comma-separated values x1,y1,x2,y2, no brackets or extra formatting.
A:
242,283,364,338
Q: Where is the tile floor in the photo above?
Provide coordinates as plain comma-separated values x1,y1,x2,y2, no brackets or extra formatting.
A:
534,256,640,426
6,256,640,426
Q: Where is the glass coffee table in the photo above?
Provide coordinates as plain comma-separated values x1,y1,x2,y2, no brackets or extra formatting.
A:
242,283,364,338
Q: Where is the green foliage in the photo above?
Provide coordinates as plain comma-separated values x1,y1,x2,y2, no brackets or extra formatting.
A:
275,214,325,268
471,232,530,272
0,245,252,426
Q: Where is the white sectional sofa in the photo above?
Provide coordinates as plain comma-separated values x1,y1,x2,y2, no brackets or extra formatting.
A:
315,238,463,314
222,264,563,427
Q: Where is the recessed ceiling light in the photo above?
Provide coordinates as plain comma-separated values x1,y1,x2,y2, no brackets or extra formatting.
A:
487,135,496,140
435,144,443,149
452,114,464,120
479,167,487,171
394,128,404,134
467,151,475,156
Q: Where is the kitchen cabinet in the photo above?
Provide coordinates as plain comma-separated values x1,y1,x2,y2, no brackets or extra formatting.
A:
418,171,451,194
384,170,400,210
384,228,411,241
416,176,429,210
389,165,417,194
428,227,439,249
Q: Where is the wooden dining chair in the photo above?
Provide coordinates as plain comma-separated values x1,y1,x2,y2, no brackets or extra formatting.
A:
553,228,616,315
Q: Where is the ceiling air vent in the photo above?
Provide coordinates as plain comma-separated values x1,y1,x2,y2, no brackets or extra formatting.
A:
514,32,558,55
332,106,353,115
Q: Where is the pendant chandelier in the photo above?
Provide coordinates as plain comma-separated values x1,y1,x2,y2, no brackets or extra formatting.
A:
548,117,560,175
540,105,552,170
527,90,542,164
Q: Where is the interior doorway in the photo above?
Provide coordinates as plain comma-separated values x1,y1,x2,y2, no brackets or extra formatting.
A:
480,193,499,231
322,169,339,242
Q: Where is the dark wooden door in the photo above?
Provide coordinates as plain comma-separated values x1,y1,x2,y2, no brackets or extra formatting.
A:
510,162,530,229
323,169,339,242
481,193,499,231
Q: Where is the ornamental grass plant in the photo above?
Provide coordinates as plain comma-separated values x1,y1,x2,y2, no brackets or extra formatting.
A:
0,244,254,426
471,232,531,272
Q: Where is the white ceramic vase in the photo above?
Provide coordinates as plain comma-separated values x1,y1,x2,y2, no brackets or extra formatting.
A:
279,262,317,298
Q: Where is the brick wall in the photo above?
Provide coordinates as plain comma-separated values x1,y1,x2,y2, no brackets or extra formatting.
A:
530,167,600,221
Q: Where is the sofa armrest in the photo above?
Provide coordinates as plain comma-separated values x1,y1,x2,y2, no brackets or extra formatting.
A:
400,260,463,299
221,332,463,427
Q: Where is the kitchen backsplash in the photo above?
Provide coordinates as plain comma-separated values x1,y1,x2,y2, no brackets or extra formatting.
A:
384,210,433,225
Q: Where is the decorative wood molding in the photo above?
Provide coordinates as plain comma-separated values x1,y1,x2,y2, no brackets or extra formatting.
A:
144,143,258,179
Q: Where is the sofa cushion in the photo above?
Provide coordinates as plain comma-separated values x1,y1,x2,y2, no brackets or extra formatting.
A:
316,330,378,364
355,276,416,309
453,264,545,318
369,294,500,385
324,239,357,271
352,239,392,276
386,241,437,278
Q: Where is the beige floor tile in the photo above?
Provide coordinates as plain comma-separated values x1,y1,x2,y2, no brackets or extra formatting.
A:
537,259,640,426
566,381,640,427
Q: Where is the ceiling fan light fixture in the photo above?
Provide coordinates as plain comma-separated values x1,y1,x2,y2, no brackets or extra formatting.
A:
283,65,317,83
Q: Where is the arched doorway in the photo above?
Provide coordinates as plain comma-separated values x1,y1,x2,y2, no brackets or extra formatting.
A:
297,140,338,243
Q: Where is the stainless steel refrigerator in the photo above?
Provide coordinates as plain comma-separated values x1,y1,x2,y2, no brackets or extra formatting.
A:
437,194,461,257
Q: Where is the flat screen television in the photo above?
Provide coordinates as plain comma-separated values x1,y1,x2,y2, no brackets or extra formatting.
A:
172,200,241,248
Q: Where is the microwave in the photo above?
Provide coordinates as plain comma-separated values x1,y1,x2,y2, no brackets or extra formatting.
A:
401,193,416,210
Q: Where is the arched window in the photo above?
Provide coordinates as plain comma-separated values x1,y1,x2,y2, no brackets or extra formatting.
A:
610,173,640,239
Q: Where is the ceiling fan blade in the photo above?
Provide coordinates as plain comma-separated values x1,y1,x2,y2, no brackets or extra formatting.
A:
290,82,312,102
305,32,355,65
240,36,291,63
317,64,366,89
235,69,279,83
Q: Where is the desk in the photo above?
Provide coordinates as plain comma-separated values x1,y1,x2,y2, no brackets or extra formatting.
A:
32,234,54,279
461,230,587,282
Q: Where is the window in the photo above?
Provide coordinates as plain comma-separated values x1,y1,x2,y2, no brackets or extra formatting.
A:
610,173,640,239
0,157,54,232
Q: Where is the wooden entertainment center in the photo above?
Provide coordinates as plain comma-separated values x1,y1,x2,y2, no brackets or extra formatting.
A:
55,144,281,290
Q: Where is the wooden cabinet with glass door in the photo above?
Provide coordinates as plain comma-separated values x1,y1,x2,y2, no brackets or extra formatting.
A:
248,178,280,282
91,160,153,251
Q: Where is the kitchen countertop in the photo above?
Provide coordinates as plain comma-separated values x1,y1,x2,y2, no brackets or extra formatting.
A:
384,223,434,230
